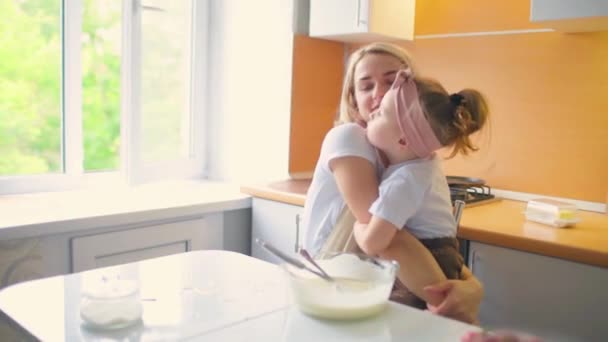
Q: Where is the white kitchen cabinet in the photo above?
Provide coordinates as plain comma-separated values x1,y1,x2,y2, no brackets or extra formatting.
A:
468,241,608,342
309,0,415,42
531,0,608,32
71,213,223,272
251,198,304,264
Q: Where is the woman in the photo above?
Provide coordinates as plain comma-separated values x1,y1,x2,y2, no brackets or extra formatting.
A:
302,42,483,324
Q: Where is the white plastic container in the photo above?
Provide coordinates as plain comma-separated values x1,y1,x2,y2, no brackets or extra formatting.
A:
80,276,143,329
524,198,580,228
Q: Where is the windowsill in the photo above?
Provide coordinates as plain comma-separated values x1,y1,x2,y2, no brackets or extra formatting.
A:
0,180,252,240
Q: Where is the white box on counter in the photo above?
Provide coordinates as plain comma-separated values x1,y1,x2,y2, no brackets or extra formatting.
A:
524,198,580,228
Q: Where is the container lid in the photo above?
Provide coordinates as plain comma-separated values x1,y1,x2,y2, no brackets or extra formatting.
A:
81,279,139,300
527,198,578,210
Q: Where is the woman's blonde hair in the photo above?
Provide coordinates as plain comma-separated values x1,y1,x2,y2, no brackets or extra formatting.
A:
338,43,418,125
415,77,490,158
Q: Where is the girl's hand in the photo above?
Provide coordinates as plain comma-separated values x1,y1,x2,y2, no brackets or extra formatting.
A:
353,220,367,232
423,274,484,325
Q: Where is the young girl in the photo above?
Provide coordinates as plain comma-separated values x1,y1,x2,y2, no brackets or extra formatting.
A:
354,68,489,309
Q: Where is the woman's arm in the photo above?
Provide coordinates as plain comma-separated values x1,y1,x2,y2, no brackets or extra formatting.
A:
329,156,378,223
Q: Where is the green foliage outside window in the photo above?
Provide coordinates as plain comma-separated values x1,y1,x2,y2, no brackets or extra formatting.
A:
0,0,121,176
81,0,121,171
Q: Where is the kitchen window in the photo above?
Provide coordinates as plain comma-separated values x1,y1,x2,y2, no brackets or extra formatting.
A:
0,0,208,195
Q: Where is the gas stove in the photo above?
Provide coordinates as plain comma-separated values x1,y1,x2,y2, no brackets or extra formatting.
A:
447,176,499,207
450,184,496,206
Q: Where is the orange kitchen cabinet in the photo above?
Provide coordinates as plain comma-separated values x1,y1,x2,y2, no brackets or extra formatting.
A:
414,0,546,35
288,35,344,177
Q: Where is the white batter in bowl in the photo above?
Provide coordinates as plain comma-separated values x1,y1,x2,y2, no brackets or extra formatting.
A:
282,253,398,320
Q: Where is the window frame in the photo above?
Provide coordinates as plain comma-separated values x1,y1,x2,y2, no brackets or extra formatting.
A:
0,0,208,195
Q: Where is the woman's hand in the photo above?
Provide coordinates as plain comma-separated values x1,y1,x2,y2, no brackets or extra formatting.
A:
461,330,542,342
423,267,484,325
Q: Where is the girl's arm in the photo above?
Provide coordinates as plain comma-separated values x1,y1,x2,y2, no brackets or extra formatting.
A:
331,156,446,305
353,216,396,254
353,218,447,306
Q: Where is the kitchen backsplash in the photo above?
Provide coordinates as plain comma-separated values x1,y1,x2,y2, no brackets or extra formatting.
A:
396,30,608,203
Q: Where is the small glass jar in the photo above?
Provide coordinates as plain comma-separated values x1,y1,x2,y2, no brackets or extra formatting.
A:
80,275,143,330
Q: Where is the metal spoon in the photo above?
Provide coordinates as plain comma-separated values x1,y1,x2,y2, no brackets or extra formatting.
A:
299,248,334,281
255,239,333,282
453,199,466,227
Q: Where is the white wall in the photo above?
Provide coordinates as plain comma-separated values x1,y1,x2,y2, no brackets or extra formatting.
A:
206,0,295,182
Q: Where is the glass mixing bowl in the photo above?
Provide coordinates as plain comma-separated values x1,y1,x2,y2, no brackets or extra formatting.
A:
281,252,398,320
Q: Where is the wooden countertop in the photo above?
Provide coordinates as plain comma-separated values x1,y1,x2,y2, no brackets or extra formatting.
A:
241,180,309,206
457,200,608,268
241,180,608,268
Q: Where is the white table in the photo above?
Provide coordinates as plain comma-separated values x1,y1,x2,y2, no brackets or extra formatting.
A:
0,251,478,341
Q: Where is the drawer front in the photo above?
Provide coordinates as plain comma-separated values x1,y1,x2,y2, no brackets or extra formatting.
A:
71,215,222,272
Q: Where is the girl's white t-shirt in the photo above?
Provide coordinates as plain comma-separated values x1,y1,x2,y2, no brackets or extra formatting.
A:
302,123,380,256
369,156,457,239
302,124,457,256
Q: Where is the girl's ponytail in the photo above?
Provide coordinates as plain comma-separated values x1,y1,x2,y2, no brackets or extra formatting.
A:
447,89,489,157
415,79,490,158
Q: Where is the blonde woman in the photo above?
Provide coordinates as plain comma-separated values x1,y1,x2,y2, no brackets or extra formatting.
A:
302,43,483,324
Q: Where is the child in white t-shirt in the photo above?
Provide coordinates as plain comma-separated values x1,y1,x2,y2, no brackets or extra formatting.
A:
353,68,489,308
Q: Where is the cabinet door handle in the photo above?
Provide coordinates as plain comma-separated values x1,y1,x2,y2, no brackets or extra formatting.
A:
294,214,301,253
356,0,361,27
356,0,368,26
470,250,479,274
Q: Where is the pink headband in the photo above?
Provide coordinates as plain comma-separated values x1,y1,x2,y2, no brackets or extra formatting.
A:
389,69,442,158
